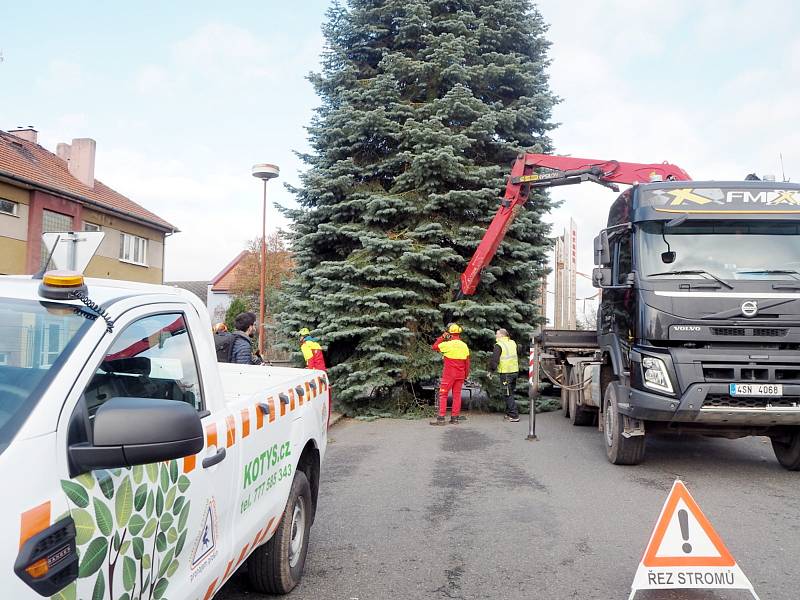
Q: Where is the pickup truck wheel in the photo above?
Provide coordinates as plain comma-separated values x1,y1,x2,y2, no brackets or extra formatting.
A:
604,383,645,465
569,369,594,427
771,429,800,471
247,470,312,594
561,365,571,418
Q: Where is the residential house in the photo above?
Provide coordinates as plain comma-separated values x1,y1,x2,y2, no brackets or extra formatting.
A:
0,127,176,282
207,250,248,322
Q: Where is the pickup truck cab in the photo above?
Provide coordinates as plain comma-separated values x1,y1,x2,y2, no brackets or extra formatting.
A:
0,271,329,599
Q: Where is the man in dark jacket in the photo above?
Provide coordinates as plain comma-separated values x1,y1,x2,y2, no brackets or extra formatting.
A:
230,312,262,365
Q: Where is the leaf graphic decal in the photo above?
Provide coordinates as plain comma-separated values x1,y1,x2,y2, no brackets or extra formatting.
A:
51,581,76,600
119,594,130,600
156,532,167,552
160,512,174,532
172,495,185,516
72,508,95,545
177,475,191,493
75,473,95,490
158,548,175,579
120,540,131,556
156,488,164,516
134,483,147,511
178,500,191,531
132,536,144,559
123,555,136,591
169,459,178,483
93,497,113,537
91,570,105,600
61,480,89,508
115,476,133,528
175,530,188,558
133,463,143,485
146,490,154,517
142,517,158,539
78,537,108,578
165,485,177,512
153,577,169,599
98,470,115,500
159,464,169,492
113,531,120,552
146,462,158,483
167,527,177,544
142,554,151,570
167,558,179,577
128,513,146,536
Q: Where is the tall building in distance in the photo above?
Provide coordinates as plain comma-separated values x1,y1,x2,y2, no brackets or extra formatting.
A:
553,218,577,330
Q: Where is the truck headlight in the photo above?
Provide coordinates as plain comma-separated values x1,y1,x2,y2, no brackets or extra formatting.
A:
641,356,674,394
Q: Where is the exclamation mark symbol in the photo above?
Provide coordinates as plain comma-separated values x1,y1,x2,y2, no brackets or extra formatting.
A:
678,509,692,553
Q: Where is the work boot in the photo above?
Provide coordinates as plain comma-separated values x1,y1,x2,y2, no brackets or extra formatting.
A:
449,416,460,425
430,416,446,426
457,415,467,422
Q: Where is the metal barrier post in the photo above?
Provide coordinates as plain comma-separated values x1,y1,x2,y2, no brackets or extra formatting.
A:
527,330,540,441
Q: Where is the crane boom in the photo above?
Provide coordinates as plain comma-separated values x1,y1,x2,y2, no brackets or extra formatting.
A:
457,153,691,298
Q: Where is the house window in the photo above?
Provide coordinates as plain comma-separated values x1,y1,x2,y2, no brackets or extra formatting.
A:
0,352,8,366
83,222,101,232
41,210,74,269
119,232,148,266
0,198,18,216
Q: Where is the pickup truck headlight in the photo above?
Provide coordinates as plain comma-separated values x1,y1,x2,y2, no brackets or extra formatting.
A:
641,356,674,394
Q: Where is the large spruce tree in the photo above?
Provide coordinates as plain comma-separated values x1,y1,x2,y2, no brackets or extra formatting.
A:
280,0,557,411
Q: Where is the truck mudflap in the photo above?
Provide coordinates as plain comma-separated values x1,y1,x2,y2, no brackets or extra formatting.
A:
624,383,800,426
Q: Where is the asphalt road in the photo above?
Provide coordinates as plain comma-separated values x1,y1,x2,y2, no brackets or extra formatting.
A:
218,411,800,600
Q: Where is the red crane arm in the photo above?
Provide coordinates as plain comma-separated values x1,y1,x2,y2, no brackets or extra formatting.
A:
457,153,690,298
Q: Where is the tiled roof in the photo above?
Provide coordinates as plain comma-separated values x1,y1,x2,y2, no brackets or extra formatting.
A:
165,280,209,305
0,131,175,231
210,251,248,292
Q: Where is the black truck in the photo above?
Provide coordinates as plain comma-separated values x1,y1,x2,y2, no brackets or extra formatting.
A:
540,180,800,469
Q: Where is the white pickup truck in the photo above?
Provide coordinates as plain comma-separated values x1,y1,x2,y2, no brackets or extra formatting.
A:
0,271,329,600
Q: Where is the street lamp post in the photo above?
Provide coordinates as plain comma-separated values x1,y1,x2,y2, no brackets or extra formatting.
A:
251,163,280,359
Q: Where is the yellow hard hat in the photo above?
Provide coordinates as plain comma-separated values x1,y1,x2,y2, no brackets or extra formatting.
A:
447,323,463,334
298,327,311,336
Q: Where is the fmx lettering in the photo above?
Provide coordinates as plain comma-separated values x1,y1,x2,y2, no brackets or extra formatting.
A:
726,190,800,205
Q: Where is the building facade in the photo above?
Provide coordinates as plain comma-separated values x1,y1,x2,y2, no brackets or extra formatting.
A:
0,128,175,282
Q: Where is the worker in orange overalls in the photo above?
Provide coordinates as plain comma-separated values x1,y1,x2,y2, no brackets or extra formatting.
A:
431,323,470,426
299,328,327,371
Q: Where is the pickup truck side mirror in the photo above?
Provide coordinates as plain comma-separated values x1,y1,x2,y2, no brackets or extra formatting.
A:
593,232,611,266
69,397,204,475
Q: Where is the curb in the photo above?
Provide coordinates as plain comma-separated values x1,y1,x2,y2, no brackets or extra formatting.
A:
329,411,345,428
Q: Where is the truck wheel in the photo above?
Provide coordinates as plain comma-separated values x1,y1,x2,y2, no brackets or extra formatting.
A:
771,429,800,471
561,365,571,418
604,383,645,465
569,369,594,427
247,470,313,594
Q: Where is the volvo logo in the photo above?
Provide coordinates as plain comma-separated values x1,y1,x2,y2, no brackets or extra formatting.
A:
741,300,759,318
674,326,701,332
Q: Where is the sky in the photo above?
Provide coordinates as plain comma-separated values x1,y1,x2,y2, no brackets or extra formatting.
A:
2,1,800,322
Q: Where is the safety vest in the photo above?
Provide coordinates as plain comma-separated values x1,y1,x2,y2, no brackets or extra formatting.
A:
496,337,518,374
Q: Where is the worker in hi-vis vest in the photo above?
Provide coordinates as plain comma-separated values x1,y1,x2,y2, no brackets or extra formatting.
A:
299,327,327,371
431,323,470,426
489,328,519,422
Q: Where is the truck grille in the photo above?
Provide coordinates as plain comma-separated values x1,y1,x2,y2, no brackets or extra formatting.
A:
711,327,787,337
702,395,800,409
701,364,800,383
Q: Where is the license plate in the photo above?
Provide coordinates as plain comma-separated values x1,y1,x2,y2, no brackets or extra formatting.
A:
729,383,783,397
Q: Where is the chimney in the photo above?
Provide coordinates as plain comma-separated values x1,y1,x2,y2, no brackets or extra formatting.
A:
67,138,96,187
8,127,38,144
56,143,71,162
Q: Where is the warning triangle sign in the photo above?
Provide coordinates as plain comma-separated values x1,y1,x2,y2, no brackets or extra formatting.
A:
629,480,760,600
642,479,734,567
